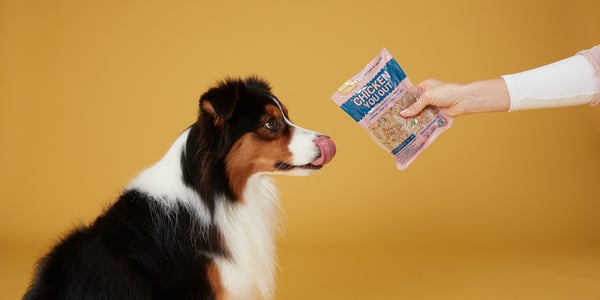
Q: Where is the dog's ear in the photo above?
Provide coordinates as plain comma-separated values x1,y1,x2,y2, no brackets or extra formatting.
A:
200,80,242,126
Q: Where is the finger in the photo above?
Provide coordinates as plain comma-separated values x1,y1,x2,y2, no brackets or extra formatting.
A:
401,79,443,117
400,97,428,117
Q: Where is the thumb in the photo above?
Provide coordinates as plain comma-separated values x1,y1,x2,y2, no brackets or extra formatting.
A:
400,97,427,117
400,79,443,117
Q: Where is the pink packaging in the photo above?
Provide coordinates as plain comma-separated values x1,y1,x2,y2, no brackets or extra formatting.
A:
331,48,453,169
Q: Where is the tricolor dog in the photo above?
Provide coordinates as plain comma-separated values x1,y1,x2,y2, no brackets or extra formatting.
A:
24,77,336,300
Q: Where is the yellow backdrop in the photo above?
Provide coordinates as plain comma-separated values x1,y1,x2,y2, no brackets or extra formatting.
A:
1,0,599,299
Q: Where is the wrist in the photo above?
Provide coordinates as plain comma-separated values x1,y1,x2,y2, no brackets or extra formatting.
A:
463,78,510,114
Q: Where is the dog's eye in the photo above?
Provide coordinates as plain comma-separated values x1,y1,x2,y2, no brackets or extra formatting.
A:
264,118,280,131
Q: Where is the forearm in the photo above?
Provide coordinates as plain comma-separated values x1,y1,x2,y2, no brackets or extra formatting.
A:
502,54,600,111
405,45,600,118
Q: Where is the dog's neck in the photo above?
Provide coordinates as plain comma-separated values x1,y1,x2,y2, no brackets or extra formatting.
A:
126,129,279,299
126,129,207,215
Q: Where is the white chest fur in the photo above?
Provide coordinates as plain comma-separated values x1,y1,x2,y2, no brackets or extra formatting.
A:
214,175,279,300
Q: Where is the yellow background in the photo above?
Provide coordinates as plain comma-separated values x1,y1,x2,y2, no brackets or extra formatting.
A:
2,0,599,299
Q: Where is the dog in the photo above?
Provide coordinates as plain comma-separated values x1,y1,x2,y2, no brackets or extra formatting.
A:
23,76,336,300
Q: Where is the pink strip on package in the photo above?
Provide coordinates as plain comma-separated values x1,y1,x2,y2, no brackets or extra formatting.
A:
331,48,453,169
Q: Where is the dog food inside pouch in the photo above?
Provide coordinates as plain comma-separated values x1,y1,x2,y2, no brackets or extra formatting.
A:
331,48,453,169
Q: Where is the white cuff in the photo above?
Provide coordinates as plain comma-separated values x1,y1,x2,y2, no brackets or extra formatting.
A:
502,55,600,111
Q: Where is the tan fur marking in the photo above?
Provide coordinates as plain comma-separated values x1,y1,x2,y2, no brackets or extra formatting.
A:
225,104,294,200
207,263,225,300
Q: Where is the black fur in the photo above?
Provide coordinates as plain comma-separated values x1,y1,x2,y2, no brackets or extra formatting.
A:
182,76,276,214
24,77,277,300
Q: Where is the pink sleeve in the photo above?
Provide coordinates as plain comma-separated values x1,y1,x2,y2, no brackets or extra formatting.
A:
578,44,600,105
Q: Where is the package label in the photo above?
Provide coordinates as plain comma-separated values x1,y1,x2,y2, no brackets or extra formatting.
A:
331,48,453,169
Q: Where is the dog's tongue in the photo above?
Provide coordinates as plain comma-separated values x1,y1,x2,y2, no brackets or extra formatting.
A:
312,136,336,166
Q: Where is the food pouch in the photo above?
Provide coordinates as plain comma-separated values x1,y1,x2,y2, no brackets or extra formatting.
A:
331,48,453,169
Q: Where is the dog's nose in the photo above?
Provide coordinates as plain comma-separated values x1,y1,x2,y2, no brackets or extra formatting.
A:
311,135,336,166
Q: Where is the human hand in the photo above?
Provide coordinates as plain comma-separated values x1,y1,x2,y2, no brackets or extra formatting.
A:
400,78,510,118
400,79,470,118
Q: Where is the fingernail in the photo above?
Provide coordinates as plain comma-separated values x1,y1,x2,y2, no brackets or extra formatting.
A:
400,109,410,116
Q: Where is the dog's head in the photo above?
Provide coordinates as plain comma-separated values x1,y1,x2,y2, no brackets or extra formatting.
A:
184,76,335,201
